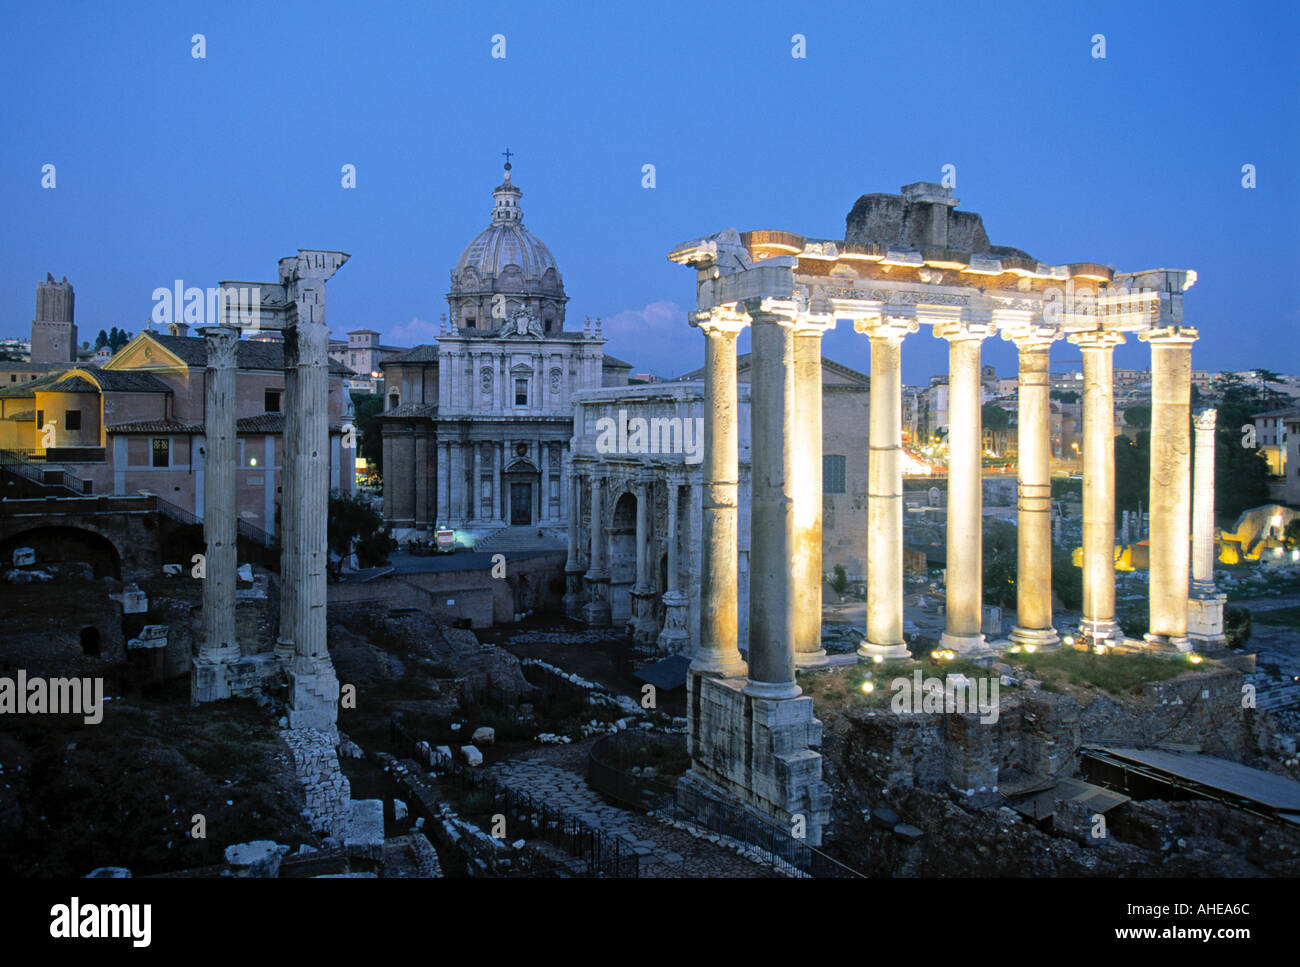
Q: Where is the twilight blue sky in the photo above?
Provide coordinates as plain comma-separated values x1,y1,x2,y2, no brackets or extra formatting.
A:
2,0,1297,384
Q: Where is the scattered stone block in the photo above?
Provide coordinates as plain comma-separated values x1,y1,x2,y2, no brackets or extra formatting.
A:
870,805,901,829
237,563,254,583
893,823,924,842
12,547,35,567
394,799,408,822
85,866,131,878
224,840,285,877
471,726,495,746
461,745,484,767
345,799,385,862
162,563,183,576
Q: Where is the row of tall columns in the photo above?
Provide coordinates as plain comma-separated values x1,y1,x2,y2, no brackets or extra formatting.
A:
690,313,747,677
197,325,241,682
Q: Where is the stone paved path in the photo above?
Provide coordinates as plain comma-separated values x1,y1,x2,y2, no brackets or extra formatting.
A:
486,759,781,878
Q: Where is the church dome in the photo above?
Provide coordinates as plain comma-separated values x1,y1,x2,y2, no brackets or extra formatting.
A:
450,164,564,296
446,160,568,333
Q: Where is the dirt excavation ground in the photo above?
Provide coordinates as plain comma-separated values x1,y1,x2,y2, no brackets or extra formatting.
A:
3,570,1299,877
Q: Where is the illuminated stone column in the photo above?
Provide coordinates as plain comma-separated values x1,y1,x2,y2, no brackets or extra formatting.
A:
564,469,586,618
582,474,611,627
1188,407,1227,646
744,300,800,699
1140,326,1197,651
1006,323,1061,651
936,316,995,656
1068,328,1125,646
658,473,689,654
855,312,919,663
792,313,834,667
688,310,747,677
1191,408,1218,591
194,324,240,702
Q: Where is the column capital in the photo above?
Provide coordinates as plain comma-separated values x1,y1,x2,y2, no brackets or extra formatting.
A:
1000,318,1063,349
791,310,836,335
199,324,241,367
853,313,920,341
933,318,996,342
690,306,749,336
1138,324,1199,346
1067,327,1126,351
741,296,799,326
1194,407,1218,431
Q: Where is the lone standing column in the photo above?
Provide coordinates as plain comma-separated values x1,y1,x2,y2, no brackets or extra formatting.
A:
284,251,349,734
744,299,801,700
792,313,834,667
194,324,241,701
1006,322,1062,651
582,474,611,627
1191,408,1218,591
856,311,918,663
1140,325,1198,651
629,476,656,645
688,309,748,677
936,315,995,656
1068,328,1125,648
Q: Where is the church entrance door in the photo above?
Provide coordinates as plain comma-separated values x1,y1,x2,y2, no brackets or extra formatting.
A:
510,482,532,525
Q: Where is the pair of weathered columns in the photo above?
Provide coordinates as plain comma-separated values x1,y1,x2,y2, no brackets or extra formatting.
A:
1071,325,1199,650
196,252,346,724
689,298,829,692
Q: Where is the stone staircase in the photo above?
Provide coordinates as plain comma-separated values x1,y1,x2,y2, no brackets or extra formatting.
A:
472,526,566,554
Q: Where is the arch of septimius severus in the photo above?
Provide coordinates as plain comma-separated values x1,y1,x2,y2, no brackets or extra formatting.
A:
667,182,1207,845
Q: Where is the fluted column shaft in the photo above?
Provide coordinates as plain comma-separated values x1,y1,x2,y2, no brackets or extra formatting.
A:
277,328,300,660
633,479,649,590
690,313,747,677
745,303,800,700
937,320,993,654
200,325,240,665
1192,409,1218,590
1142,327,1197,646
1009,331,1061,649
1070,329,1124,645
665,479,680,593
857,316,917,662
293,313,331,662
581,473,611,626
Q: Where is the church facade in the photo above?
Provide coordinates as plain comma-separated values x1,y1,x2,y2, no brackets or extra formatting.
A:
380,162,629,541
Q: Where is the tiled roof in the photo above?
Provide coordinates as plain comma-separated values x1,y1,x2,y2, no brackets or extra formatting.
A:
107,419,203,434
47,376,100,394
602,353,634,369
0,372,61,398
148,334,352,375
89,370,172,392
383,344,440,364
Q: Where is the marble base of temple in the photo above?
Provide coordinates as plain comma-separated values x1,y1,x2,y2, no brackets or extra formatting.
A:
681,670,830,847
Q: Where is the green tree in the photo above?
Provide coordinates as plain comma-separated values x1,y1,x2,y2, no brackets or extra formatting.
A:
981,403,1011,433
1113,431,1150,517
327,491,393,580
1284,519,1300,551
1051,390,1079,404
94,329,109,350
982,519,1019,610
349,393,385,476
1123,404,1151,430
